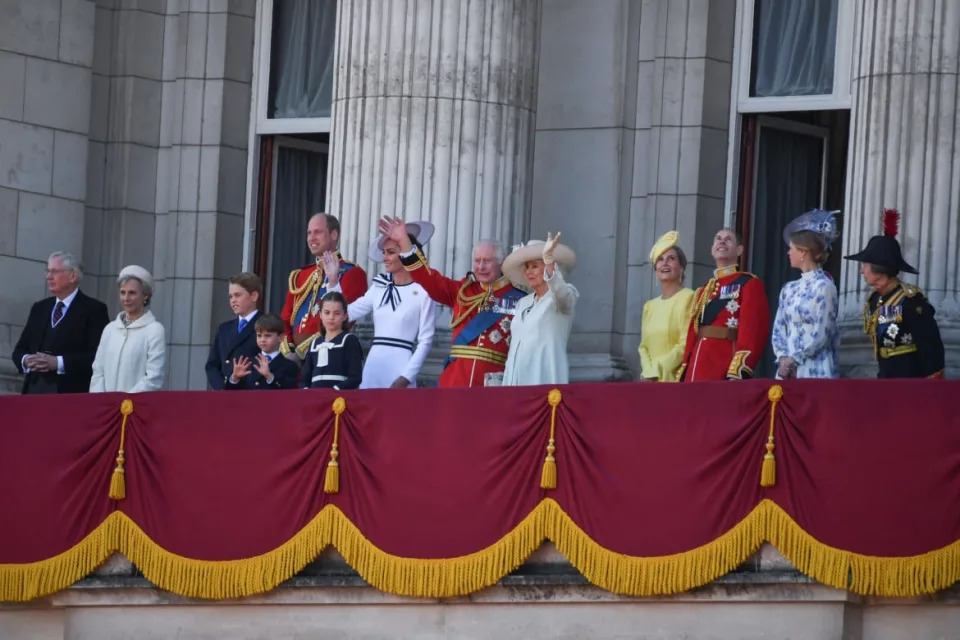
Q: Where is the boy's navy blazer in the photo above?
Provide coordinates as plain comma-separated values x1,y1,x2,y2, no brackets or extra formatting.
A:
205,312,260,390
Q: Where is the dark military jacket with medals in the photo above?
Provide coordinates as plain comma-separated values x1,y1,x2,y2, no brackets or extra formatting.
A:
863,281,945,378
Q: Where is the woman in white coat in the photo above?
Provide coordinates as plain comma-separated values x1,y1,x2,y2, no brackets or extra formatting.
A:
90,265,166,393
324,222,437,388
500,233,578,386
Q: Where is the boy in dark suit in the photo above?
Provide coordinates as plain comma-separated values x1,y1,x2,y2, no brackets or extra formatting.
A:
205,272,263,389
12,252,109,394
225,313,298,390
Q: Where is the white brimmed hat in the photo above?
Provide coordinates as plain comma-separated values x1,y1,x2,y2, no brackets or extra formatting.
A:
501,240,577,288
367,220,435,263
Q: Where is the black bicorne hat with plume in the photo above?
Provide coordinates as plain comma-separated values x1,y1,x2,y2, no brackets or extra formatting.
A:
843,208,919,275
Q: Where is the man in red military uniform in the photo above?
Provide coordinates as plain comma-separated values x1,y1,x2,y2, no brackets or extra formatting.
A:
378,216,523,387
680,228,769,381
280,213,367,360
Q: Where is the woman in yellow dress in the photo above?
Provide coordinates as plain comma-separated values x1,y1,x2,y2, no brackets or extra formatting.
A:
638,231,695,381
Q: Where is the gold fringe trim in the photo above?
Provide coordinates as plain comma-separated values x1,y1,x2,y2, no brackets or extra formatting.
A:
0,512,119,602
6,500,960,601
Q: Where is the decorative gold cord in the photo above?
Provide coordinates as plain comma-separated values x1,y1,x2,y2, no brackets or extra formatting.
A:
760,385,782,487
109,399,135,500
540,389,562,489
325,397,346,494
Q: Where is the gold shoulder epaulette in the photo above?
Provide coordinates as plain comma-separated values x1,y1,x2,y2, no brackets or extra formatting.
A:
901,283,923,298
288,268,303,291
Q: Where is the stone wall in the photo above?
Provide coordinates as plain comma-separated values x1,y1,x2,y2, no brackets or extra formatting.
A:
0,0,256,393
0,0,96,393
530,0,735,379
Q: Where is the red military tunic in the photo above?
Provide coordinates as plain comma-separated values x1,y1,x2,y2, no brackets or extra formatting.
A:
680,265,770,381
280,253,367,358
401,248,523,387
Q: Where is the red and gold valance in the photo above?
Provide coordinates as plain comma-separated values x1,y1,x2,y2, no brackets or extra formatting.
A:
1,380,959,602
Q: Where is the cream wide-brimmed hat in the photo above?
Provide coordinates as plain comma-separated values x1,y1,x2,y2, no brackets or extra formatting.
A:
501,239,577,289
367,220,435,263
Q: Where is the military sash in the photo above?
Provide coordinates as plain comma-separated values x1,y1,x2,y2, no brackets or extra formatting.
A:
700,274,752,327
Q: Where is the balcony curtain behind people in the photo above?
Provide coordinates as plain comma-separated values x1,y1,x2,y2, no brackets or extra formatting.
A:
751,124,824,376
751,0,837,97
270,0,337,118
268,145,327,311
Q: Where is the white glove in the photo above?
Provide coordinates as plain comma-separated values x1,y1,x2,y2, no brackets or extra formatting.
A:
542,231,561,266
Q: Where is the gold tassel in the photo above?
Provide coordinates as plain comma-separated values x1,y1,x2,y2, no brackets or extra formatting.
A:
325,397,346,494
109,399,134,500
760,385,782,487
540,388,562,489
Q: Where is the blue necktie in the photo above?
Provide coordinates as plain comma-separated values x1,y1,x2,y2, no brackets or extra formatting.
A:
238,318,248,334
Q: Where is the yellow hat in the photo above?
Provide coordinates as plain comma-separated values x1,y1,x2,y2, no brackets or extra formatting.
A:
649,231,679,263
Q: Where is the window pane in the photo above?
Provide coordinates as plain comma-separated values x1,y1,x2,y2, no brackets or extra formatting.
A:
750,0,837,97
269,0,337,119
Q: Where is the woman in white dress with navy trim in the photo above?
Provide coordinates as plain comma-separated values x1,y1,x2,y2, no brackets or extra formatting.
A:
324,221,437,388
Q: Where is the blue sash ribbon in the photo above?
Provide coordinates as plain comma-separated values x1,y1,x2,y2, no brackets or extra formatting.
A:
446,288,524,367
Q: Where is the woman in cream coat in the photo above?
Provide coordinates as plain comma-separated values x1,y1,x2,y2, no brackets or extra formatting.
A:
501,233,578,386
90,265,166,393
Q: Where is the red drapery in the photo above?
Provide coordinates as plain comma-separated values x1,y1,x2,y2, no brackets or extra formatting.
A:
1,380,959,601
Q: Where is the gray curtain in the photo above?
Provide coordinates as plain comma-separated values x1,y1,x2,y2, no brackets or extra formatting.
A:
267,146,327,312
270,0,337,118
751,126,823,377
752,0,837,97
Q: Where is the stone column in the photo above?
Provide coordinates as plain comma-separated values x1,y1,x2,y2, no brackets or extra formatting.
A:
327,0,540,278
839,0,960,378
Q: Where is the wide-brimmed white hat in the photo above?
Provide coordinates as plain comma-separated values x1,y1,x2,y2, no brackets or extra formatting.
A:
501,239,576,288
367,220,435,263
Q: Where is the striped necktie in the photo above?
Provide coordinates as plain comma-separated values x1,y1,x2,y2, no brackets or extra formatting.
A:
52,301,65,326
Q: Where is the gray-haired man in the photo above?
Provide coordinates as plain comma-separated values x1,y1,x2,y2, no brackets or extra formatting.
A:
12,252,109,394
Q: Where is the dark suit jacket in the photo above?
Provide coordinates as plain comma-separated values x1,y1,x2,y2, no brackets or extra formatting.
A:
12,290,110,394
224,354,298,390
205,313,261,390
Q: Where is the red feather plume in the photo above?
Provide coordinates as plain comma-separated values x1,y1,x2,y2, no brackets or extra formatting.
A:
883,208,899,238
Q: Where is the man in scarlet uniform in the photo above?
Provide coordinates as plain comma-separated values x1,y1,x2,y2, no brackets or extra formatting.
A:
378,216,523,387
280,213,367,360
680,228,769,381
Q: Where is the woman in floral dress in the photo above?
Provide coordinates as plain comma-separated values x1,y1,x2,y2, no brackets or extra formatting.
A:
771,210,840,379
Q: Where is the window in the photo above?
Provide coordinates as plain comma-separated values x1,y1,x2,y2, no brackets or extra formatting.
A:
252,0,337,134
750,0,838,98
734,0,852,112
244,0,338,306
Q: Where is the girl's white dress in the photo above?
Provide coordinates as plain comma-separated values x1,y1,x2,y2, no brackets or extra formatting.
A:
771,269,840,379
346,274,437,388
502,268,578,386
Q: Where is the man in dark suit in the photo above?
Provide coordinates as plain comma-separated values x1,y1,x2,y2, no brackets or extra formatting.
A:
12,252,110,394
205,272,264,389
224,313,299,390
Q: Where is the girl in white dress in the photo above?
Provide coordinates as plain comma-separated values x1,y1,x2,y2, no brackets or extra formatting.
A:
500,233,578,386
324,222,437,388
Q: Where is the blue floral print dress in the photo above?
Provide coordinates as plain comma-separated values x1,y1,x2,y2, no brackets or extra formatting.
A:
771,269,839,379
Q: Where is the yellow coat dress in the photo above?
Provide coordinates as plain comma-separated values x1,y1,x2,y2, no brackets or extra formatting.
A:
638,288,695,381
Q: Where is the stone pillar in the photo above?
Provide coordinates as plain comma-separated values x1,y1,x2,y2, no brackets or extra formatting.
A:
530,0,734,381
327,0,540,278
839,0,960,378
83,0,255,390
